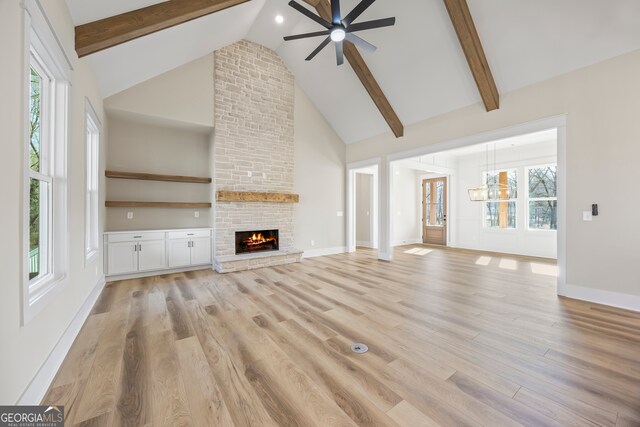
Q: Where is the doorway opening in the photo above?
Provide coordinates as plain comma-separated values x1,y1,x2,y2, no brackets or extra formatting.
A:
347,161,379,254
390,128,559,260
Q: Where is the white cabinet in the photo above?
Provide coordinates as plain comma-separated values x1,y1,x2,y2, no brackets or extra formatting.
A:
107,242,138,276
167,231,212,268
106,233,166,275
138,240,167,272
190,237,212,265
168,239,192,268
105,228,212,278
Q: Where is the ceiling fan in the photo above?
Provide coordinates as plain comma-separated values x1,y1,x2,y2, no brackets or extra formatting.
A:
283,0,396,66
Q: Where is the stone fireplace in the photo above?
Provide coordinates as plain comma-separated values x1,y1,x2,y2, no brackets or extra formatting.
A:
212,40,302,273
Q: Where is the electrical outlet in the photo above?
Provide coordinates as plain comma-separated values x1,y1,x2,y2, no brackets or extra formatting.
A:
194,211,199,218
337,211,344,217
127,211,133,220
262,173,266,178
311,240,315,246
247,171,252,177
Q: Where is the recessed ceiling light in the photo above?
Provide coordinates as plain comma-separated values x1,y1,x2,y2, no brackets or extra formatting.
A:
275,15,284,24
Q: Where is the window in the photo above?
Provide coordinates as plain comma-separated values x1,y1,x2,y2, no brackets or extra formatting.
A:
28,55,52,282
484,169,517,229
527,165,557,230
85,101,100,262
23,0,72,323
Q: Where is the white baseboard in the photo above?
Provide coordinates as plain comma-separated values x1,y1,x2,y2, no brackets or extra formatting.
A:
18,275,106,405
106,265,212,282
559,283,640,312
356,240,371,248
392,238,422,247
301,246,346,259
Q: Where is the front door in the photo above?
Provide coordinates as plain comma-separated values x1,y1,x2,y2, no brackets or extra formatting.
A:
422,177,447,245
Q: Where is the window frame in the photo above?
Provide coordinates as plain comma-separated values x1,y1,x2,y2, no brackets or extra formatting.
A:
526,164,558,232
84,99,101,264
482,168,518,231
22,0,73,324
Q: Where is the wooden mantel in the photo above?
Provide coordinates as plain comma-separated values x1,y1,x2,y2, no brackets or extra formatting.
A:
216,191,299,204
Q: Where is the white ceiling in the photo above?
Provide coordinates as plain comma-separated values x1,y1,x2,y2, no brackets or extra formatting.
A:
65,0,640,144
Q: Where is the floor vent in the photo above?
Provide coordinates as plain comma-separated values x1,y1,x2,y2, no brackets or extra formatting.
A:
351,343,369,354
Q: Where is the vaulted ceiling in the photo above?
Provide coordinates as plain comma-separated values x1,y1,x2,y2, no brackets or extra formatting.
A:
65,0,640,144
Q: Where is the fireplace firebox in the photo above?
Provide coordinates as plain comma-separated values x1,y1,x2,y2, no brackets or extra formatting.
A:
235,229,279,255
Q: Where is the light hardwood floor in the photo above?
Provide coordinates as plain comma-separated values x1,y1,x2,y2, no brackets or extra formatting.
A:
43,245,640,426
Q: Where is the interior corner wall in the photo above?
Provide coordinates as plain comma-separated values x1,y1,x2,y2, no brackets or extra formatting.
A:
294,84,346,253
0,0,106,404
346,48,640,298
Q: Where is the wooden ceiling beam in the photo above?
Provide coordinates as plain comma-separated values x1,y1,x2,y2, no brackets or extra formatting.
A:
443,0,499,111
303,0,404,138
75,0,250,58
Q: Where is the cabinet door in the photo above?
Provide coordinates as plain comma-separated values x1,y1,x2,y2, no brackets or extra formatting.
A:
190,237,212,265
138,240,167,272
107,242,138,275
168,238,191,268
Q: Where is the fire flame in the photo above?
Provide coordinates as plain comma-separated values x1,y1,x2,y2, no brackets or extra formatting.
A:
245,233,276,246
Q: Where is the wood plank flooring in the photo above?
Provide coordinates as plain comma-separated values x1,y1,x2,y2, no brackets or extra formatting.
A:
43,246,640,426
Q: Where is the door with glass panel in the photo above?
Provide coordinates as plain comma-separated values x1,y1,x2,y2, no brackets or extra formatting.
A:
422,178,447,245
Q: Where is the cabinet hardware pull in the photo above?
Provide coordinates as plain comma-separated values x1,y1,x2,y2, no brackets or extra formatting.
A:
134,236,142,238
187,233,194,236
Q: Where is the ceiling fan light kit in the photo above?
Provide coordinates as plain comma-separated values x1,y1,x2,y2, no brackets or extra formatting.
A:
284,0,396,65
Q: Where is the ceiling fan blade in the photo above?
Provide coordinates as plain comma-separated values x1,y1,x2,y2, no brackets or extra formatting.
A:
331,0,341,25
284,30,331,41
336,40,344,66
288,0,332,29
345,33,377,53
342,0,376,27
306,36,332,61
347,17,395,33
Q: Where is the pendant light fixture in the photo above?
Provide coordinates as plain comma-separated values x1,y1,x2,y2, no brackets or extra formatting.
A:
468,144,490,201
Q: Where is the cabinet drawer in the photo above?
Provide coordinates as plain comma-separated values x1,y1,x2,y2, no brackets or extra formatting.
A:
107,232,166,243
167,230,210,240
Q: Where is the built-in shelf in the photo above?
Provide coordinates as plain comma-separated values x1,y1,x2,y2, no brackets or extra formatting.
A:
105,201,212,208
216,191,299,204
106,170,212,184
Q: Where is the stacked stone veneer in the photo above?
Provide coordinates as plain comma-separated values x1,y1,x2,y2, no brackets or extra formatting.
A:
213,40,300,272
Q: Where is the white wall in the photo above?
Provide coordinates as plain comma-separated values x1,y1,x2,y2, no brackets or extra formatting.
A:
0,0,106,404
347,48,640,300
105,116,212,230
453,141,557,258
355,173,373,246
105,54,214,128
392,166,422,246
294,84,346,254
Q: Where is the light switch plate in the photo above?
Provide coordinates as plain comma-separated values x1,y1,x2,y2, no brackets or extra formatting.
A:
127,212,133,219
337,211,344,217
583,211,593,221
194,211,199,218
